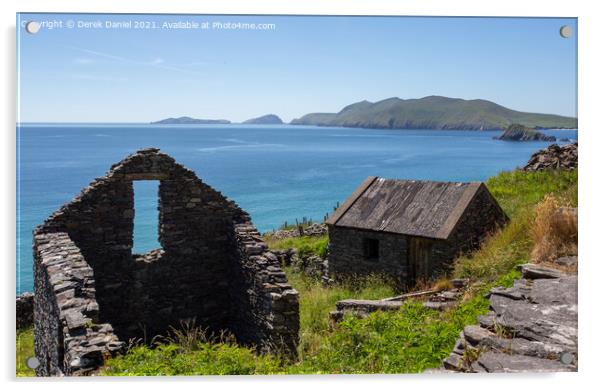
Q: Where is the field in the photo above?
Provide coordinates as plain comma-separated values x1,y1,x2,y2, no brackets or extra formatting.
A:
16,168,577,376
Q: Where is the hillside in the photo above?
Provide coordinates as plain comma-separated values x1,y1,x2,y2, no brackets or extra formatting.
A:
151,116,231,125
243,114,283,125
290,96,577,130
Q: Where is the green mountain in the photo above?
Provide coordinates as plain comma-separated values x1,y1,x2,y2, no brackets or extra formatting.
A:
242,114,284,125
290,96,577,130
151,116,231,125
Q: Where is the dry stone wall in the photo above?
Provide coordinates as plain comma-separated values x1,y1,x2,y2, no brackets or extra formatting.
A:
33,148,299,376
16,292,34,329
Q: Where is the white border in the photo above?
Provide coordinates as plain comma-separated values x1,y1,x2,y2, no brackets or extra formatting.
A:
2,1,600,390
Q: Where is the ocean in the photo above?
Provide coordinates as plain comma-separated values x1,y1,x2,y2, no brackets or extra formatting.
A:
16,124,577,293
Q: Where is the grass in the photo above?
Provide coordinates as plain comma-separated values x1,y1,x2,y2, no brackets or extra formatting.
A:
265,235,329,258
103,338,284,376
48,168,578,376
285,269,395,360
453,169,577,282
17,327,35,377
288,269,520,374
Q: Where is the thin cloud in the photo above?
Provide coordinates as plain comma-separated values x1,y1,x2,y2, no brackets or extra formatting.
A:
71,73,127,82
74,57,95,65
65,46,203,75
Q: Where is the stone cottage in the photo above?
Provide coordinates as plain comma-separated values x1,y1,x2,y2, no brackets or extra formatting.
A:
33,148,299,376
326,177,507,287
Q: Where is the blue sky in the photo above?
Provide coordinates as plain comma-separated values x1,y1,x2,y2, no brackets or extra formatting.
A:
17,14,577,123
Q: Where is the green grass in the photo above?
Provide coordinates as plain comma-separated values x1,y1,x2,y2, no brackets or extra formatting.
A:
285,269,395,361
97,168,577,375
103,342,284,376
265,235,329,258
487,169,577,218
454,169,577,282
17,327,35,377
289,270,520,374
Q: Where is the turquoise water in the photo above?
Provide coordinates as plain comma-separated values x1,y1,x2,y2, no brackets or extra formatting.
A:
16,124,576,293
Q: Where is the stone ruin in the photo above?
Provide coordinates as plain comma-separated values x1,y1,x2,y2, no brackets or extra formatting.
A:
33,148,299,376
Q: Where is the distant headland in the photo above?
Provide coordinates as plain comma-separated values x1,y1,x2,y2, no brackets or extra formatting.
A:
151,96,577,130
291,96,577,130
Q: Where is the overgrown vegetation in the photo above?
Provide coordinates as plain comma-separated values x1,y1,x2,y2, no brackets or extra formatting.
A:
285,271,395,361
92,168,579,375
454,169,577,282
103,327,284,375
16,327,34,377
530,195,578,265
265,235,329,258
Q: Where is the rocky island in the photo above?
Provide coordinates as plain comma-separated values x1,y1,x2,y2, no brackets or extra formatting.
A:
495,124,557,141
151,116,231,125
242,114,283,125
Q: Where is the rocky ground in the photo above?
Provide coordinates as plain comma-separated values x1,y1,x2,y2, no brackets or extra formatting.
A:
264,223,327,240
439,257,578,373
329,279,469,323
524,142,578,171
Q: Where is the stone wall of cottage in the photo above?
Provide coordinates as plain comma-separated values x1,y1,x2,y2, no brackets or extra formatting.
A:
33,148,299,376
327,185,507,289
327,227,410,285
445,185,508,257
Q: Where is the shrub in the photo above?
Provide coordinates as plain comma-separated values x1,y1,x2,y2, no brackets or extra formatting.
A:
530,195,578,264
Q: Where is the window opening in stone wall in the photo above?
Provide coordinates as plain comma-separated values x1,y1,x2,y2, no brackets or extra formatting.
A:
133,180,161,253
364,238,380,261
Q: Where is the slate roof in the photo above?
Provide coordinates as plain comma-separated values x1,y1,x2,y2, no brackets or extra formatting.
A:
326,177,488,239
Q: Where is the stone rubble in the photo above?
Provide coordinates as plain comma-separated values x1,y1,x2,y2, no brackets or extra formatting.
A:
523,142,578,171
265,223,328,240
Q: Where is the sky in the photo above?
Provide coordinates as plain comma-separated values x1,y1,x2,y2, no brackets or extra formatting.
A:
17,14,577,123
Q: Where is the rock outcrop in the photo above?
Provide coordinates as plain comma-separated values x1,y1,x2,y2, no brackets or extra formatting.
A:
440,259,577,373
523,142,578,171
495,124,556,141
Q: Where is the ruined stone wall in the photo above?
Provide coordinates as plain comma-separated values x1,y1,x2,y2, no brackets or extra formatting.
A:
229,223,299,354
33,148,299,375
327,226,409,285
16,292,34,329
446,186,508,258
33,232,123,376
